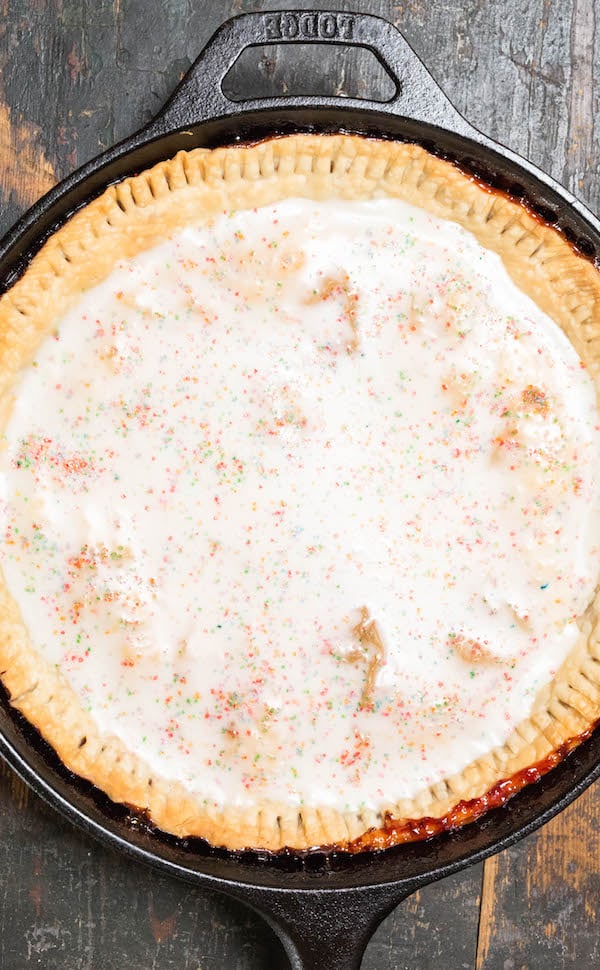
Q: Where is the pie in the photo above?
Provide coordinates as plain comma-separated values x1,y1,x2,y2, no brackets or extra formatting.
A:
1,134,600,853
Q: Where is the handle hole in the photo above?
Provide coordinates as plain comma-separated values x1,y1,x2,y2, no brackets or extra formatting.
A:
222,43,397,103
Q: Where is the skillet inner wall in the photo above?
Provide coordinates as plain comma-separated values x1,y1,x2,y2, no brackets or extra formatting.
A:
1,107,600,892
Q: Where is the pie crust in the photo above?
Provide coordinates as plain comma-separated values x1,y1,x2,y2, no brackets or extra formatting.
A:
1,133,600,852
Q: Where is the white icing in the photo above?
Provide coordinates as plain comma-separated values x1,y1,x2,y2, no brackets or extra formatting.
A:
1,197,599,812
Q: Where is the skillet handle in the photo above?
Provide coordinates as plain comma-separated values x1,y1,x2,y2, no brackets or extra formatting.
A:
151,9,472,135
231,882,416,970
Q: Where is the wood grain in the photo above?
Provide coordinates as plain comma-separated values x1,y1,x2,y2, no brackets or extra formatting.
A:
476,787,600,969
0,1,599,968
0,99,56,208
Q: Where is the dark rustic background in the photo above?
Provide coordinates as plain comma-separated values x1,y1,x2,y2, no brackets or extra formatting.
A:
0,1,599,967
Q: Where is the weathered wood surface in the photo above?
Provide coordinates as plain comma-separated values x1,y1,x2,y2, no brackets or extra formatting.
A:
0,1,599,967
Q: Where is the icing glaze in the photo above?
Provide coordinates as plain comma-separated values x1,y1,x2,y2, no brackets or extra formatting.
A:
1,197,599,812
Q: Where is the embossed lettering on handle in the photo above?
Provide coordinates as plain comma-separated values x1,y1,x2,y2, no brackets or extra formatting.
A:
150,9,475,134
264,11,355,42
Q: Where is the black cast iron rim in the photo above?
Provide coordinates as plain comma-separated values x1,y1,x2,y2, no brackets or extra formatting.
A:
0,3,599,911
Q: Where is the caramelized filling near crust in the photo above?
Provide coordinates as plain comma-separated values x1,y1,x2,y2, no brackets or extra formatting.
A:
344,724,595,853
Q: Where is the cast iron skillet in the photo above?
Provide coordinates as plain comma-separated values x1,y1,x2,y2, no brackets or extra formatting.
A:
1,10,600,969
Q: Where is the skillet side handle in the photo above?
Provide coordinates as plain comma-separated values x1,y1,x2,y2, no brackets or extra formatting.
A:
150,9,472,135
240,883,416,970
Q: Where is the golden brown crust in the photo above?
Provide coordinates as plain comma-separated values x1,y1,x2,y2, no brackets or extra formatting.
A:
1,133,600,851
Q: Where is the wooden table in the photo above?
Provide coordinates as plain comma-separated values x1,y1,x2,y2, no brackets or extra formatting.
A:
1,2,599,967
